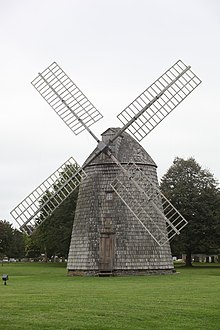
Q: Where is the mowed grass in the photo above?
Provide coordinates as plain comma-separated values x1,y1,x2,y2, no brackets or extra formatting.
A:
0,263,220,330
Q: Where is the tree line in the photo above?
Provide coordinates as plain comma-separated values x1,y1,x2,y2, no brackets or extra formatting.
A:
1,157,220,264
0,187,77,261
0,220,25,260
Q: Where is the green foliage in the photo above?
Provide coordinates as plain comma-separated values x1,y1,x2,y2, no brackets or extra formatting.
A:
10,229,26,259
24,234,41,259
0,220,25,259
32,189,78,259
28,164,80,259
36,163,80,224
0,220,13,258
1,263,220,329
160,157,220,265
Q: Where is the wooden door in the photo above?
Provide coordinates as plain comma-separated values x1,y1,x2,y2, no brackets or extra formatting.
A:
99,228,115,272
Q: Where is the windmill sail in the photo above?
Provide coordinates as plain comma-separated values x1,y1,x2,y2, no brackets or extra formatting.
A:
31,62,103,137
116,60,201,142
111,161,187,246
10,158,86,235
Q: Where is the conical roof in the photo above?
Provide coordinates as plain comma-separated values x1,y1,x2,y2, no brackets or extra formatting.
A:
85,128,157,166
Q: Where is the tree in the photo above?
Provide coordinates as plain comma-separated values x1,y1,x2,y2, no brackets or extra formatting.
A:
25,234,41,259
10,229,25,259
0,220,13,258
32,189,78,260
160,157,220,266
0,220,25,259
29,164,80,260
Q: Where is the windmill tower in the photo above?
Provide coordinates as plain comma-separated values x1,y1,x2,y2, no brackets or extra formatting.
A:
11,60,201,275
68,128,174,275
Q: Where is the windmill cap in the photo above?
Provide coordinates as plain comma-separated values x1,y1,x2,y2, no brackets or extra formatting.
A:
85,127,157,167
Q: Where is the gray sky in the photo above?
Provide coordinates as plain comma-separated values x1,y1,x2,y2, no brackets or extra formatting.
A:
0,0,220,228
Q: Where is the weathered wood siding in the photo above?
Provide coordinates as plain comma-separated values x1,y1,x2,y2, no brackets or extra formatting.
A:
67,128,174,275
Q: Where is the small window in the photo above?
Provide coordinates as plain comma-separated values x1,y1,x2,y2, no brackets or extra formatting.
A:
106,192,113,201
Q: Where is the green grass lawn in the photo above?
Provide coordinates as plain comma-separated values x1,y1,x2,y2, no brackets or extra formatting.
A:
0,263,220,330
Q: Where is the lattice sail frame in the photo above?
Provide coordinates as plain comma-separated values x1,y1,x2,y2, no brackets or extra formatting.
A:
31,62,103,136
10,158,86,235
117,60,201,142
110,162,188,246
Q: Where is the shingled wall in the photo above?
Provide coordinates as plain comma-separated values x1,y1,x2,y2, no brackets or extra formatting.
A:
67,128,174,275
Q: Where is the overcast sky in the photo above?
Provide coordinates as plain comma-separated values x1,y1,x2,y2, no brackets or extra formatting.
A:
0,0,219,228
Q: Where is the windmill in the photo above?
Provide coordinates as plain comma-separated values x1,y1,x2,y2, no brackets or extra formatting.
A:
11,60,201,275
